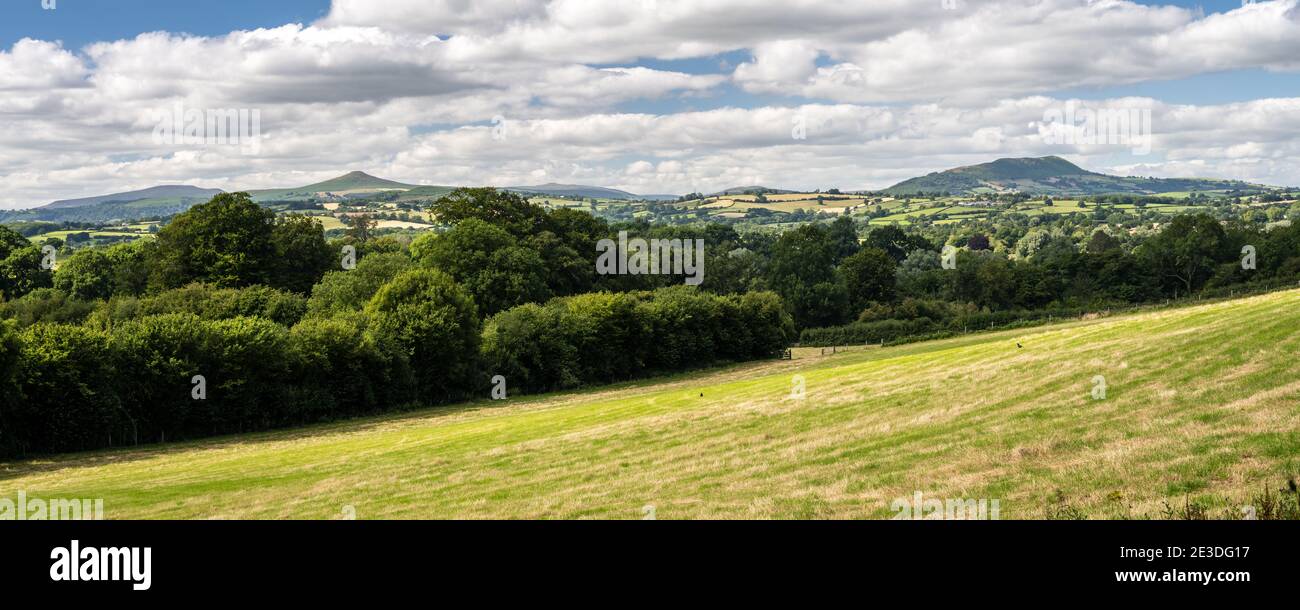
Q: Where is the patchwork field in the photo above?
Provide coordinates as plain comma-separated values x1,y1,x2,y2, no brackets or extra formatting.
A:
3,290,1299,519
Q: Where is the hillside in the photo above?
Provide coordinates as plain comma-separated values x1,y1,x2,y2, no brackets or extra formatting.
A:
710,186,796,196
41,185,223,210
247,171,423,202
5,290,1299,519
504,183,641,200
884,156,1258,196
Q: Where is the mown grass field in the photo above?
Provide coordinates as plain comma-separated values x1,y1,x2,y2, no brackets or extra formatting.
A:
3,290,1300,519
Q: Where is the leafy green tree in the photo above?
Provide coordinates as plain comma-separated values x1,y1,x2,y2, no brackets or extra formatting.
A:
864,225,931,262
0,244,54,301
53,248,115,301
343,214,377,242
365,269,481,402
290,316,413,418
104,241,151,297
270,215,334,294
1084,230,1120,255
840,247,897,312
768,224,850,328
1136,213,1231,296
1,289,97,328
827,216,861,261
150,193,277,290
7,324,120,454
307,252,413,317
413,218,550,315
0,226,53,301
428,188,548,237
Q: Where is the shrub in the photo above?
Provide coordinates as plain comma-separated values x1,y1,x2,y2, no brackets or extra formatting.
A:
53,248,116,301
90,283,307,328
0,288,97,327
109,313,214,443
365,269,481,403
482,287,793,393
3,324,121,455
290,315,415,419
306,252,413,317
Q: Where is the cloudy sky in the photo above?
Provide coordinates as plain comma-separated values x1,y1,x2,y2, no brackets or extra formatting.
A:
2,0,1299,208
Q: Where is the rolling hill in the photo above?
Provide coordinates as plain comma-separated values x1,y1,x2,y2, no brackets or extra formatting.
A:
247,171,424,202
5,289,1299,519
41,185,223,210
501,180,676,200
884,156,1260,196
709,186,797,197
3,185,226,223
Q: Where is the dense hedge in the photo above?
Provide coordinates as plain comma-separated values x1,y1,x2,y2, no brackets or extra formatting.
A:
483,287,793,393
88,283,308,328
0,279,791,457
0,312,420,456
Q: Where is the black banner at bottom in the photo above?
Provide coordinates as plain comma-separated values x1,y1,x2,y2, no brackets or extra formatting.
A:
1,520,1292,599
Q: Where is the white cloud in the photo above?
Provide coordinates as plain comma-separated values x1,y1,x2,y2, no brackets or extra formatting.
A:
3,0,1300,208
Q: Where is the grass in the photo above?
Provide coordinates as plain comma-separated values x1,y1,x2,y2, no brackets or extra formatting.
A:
4,290,1300,519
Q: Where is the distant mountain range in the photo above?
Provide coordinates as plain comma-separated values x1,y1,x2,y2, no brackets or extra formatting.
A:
4,159,1281,225
3,172,681,223
882,156,1262,196
41,185,224,210
504,183,677,201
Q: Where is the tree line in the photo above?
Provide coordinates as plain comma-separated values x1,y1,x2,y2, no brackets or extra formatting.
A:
0,190,794,457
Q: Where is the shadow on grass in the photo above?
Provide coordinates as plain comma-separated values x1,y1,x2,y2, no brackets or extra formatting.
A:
0,354,810,481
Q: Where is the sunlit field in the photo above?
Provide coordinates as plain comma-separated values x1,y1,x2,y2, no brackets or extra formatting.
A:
4,289,1298,520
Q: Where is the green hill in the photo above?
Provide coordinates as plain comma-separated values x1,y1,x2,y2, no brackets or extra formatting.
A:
504,183,640,200
6,289,1300,519
247,171,423,202
40,185,223,210
884,156,1259,196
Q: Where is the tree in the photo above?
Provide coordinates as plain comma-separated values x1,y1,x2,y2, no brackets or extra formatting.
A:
150,193,277,290
1137,213,1230,296
864,225,931,262
839,247,897,312
364,269,481,402
412,218,551,315
307,252,413,317
0,245,53,301
768,224,850,328
53,248,115,301
344,214,377,242
0,225,53,301
827,216,861,261
270,215,334,294
1084,230,1120,255
428,188,548,237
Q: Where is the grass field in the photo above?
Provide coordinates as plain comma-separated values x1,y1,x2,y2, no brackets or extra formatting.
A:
4,290,1300,519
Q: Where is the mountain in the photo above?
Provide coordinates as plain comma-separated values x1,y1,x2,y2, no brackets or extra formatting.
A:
883,156,1259,196
504,183,643,200
247,171,422,202
709,186,796,197
41,185,224,210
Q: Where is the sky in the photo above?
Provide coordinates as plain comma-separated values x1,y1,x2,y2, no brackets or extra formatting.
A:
2,0,1300,208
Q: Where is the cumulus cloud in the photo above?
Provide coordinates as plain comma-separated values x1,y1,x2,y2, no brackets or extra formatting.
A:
2,0,1300,207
